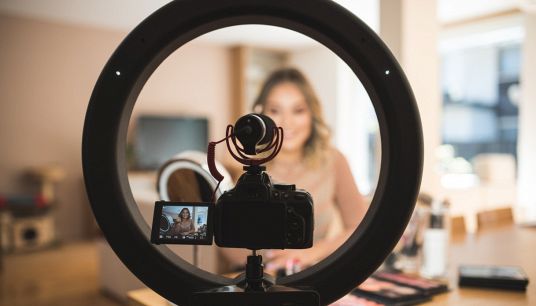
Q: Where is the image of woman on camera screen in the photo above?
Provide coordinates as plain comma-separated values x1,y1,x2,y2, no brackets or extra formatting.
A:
171,207,195,236
222,67,367,274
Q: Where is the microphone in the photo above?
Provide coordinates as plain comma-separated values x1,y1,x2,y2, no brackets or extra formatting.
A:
234,114,276,155
206,113,282,188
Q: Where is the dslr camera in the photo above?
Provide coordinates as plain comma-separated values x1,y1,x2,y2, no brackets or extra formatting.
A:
151,114,314,251
215,164,313,249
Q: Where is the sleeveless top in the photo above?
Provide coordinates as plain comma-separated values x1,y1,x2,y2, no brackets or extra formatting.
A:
171,219,195,235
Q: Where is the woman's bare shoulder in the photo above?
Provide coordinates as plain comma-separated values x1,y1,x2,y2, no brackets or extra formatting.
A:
327,146,349,168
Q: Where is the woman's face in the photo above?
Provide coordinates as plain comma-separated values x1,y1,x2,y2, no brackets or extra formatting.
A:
180,209,189,219
264,82,312,154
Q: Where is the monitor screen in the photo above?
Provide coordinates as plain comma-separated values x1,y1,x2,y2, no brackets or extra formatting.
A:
151,201,214,245
134,115,208,170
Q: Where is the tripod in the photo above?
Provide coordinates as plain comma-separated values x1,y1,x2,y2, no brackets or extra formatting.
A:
190,249,320,306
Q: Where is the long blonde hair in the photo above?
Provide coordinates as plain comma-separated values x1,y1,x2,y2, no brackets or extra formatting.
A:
252,67,331,167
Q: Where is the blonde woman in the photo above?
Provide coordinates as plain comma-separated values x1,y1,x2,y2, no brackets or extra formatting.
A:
221,68,367,274
171,207,195,236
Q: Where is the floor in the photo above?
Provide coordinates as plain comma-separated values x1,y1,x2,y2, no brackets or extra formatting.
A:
0,242,123,306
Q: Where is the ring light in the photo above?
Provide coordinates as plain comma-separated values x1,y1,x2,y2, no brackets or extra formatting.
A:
82,0,423,305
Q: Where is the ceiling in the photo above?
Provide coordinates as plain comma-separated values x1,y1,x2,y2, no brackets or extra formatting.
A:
0,0,378,49
0,0,525,49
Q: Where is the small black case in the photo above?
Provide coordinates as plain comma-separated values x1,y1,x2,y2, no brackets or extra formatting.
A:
458,265,529,291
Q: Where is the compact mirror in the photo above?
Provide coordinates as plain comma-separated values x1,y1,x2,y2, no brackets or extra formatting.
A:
156,151,232,203
163,168,208,202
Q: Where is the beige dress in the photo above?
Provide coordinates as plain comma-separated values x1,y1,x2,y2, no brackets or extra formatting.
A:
171,219,195,236
267,147,363,242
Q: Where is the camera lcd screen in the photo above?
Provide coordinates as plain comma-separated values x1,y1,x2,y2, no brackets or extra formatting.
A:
151,201,214,245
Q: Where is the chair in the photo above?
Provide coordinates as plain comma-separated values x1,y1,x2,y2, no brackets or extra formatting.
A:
451,215,466,238
476,207,514,231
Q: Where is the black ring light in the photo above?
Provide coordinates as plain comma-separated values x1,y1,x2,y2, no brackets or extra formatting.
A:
82,0,423,305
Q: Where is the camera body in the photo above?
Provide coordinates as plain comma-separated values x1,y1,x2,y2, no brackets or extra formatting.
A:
214,165,314,250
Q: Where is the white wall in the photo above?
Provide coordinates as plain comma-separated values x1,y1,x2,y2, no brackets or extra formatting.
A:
380,0,442,196
0,14,231,241
517,11,536,221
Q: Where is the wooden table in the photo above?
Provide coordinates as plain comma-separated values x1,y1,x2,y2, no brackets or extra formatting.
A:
422,225,535,305
128,225,535,306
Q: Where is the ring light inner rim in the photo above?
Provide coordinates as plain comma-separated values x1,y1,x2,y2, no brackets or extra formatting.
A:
121,20,385,282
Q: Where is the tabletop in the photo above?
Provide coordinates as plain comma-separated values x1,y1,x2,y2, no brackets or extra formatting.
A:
422,225,535,305
128,225,535,306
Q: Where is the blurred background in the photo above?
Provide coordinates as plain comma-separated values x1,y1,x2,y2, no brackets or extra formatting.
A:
1,0,535,305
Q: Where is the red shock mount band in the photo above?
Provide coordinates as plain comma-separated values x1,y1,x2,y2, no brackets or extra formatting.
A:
207,125,284,202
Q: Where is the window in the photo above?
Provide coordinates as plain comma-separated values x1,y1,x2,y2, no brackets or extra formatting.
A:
440,42,521,178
